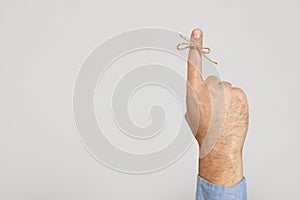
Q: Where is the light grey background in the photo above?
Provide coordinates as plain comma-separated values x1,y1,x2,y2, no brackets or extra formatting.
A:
1,0,300,199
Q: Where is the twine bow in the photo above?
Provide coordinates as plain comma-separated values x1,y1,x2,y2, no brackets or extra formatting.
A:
176,34,218,65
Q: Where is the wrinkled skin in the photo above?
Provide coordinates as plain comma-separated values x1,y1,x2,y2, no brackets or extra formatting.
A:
185,29,249,187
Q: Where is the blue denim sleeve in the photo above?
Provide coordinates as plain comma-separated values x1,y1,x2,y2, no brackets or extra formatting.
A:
196,176,247,200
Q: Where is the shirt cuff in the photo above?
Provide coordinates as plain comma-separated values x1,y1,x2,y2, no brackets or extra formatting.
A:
196,176,247,200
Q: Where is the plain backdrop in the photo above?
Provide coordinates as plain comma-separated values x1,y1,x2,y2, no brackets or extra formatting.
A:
1,0,300,199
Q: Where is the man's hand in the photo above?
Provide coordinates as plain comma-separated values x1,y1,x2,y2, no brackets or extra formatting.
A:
185,29,249,187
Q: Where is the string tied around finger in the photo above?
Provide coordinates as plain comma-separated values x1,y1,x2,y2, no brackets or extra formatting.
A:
176,34,218,65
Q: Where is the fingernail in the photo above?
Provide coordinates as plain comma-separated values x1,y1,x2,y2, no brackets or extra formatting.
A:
192,29,202,39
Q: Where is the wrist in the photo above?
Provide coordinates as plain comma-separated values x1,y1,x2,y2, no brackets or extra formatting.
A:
199,151,243,187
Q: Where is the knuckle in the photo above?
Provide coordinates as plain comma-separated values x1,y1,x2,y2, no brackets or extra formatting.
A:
222,81,232,89
223,81,232,85
205,75,220,85
232,87,247,99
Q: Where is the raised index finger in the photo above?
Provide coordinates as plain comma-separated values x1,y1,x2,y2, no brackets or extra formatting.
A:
187,29,204,84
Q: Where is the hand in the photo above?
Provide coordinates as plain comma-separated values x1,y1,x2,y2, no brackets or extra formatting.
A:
185,29,249,187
